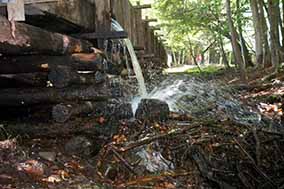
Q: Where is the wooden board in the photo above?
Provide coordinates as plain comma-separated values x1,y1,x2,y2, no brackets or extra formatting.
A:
24,0,96,32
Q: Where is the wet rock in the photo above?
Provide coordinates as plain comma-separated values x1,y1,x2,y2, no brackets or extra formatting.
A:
65,136,93,157
39,152,56,162
135,99,170,121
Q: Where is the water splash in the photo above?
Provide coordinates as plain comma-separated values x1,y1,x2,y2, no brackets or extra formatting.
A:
111,19,147,96
136,75,264,126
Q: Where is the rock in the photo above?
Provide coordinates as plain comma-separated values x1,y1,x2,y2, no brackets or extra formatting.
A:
135,99,170,121
65,136,93,157
39,152,56,162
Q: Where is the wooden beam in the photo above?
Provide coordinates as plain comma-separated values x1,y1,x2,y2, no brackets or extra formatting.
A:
78,31,128,40
133,4,151,9
155,34,164,37
95,0,111,48
144,18,158,23
25,0,96,31
0,1,59,7
150,26,161,31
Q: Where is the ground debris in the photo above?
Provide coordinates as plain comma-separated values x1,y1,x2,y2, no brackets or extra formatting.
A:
95,116,284,188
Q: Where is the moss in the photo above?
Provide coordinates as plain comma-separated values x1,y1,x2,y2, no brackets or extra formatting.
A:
185,65,224,77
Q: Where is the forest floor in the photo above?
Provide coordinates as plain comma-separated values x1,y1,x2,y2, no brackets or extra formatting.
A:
0,66,284,189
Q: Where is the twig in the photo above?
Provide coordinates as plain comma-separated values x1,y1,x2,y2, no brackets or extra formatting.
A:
117,124,201,152
233,138,276,187
109,146,137,175
252,128,261,166
116,171,196,188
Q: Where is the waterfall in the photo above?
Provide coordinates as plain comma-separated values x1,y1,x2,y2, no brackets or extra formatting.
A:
111,19,147,96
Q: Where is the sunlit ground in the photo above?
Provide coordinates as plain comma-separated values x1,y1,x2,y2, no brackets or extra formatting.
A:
164,64,224,75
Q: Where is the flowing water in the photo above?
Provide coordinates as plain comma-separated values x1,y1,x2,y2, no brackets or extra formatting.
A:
111,19,147,96
111,19,278,130
136,74,282,129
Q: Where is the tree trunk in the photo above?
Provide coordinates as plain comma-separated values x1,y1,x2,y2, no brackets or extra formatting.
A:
250,0,264,66
268,0,281,72
219,35,230,68
189,41,202,72
259,0,271,67
226,0,247,82
237,0,252,68
0,16,92,55
172,49,177,65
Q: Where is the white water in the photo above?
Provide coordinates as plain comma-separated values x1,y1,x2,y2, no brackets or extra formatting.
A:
111,19,147,96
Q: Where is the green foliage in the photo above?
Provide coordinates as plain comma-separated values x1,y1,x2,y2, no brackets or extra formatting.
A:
186,65,223,76
153,0,250,54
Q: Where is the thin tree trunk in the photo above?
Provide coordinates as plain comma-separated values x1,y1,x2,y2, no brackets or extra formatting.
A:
250,0,263,66
268,0,281,72
237,0,251,67
226,0,247,82
172,49,177,65
219,35,230,68
259,0,271,67
189,42,202,72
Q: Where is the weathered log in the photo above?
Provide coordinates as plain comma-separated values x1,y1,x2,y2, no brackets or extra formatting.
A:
0,54,103,74
0,72,48,87
52,101,133,123
48,65,106,88
0,16,92,55
4,120,119,139
52,102,94,123
0,84,120,107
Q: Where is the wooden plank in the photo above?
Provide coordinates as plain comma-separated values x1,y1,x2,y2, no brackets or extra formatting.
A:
24,0,96,32
111,0,124,28
135,3,144,48
130,5,137,45
24,6,84,34
94,0,111,48
24,0,58,4
78,31,128,39
7,0,25,21
123,0,132,41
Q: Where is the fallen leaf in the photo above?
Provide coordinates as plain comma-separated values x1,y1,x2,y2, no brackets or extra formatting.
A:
42,174,62,183
17,160,45,177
